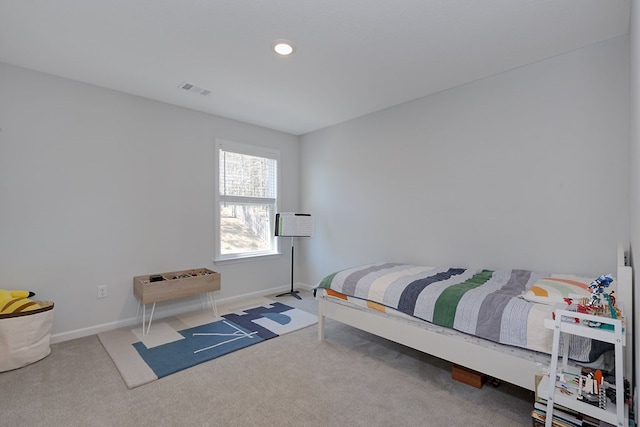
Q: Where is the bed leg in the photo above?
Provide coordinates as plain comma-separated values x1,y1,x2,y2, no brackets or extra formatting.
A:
318,297,325,341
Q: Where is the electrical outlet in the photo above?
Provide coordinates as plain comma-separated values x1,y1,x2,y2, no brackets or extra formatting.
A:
97,285,108,299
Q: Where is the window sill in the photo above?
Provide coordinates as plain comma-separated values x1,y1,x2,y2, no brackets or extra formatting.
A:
213,253,282,265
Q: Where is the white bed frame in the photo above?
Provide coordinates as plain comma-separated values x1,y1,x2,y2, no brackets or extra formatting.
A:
317,244,634,399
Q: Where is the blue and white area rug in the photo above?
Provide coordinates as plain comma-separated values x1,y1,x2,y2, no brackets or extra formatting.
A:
98,301,317,388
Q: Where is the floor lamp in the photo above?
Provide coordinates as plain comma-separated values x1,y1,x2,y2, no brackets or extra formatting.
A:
274,213,313,300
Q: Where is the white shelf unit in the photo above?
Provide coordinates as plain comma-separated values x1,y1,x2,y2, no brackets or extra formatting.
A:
540,309,627,427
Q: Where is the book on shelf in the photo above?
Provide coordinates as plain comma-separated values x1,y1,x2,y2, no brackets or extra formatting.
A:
533,402,600,427
531,408,581,427
534,376,604,427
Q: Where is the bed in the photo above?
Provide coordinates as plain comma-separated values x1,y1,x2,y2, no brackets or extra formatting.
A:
315,244,634,398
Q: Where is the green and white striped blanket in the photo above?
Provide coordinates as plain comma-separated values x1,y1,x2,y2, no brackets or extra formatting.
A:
317,263,611,362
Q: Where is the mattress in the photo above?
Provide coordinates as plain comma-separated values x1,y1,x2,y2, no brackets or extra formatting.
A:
316,263,614,363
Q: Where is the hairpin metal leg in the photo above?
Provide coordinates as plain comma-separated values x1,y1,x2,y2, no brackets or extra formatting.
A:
207,292,219,318
142,302,156,336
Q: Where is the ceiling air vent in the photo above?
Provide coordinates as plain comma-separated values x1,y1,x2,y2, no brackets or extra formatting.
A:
177,81,211,96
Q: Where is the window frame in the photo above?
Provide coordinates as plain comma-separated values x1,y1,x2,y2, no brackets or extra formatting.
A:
214,139,280,262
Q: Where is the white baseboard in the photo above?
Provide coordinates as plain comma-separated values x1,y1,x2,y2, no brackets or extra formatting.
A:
50,282,313,344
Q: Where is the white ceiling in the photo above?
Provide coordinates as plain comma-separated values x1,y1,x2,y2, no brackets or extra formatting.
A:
0,0,631,135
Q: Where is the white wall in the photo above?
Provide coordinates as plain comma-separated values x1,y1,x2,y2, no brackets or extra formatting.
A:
300,36,630,285
0,63,299,341
629,0,640,412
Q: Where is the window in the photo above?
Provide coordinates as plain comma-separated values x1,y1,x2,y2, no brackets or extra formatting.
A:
215,140,279,261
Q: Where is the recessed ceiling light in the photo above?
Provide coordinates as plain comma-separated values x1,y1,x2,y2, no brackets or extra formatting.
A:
272,39,296,56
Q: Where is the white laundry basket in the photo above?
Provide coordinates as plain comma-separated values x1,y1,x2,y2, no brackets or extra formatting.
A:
0,301,54,372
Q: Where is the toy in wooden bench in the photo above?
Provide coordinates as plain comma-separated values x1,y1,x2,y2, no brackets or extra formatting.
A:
0,289,40,314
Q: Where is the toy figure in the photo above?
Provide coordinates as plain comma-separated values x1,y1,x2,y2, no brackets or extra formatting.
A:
0,289,40,314
587,274,614,308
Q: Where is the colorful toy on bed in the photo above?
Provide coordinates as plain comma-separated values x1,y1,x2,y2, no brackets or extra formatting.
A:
0,289,40,314
587,274,614,308
565,274,622,328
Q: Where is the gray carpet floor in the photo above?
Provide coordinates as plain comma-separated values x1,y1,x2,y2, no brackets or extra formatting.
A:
0,290,533,426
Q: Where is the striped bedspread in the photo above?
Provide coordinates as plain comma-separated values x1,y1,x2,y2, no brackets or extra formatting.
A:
317,263,611,362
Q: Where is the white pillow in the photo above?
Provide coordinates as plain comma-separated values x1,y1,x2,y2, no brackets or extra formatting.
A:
521,275,598,305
